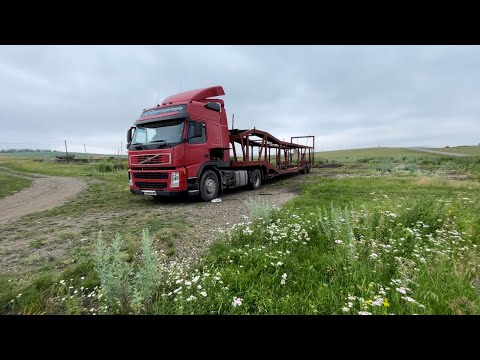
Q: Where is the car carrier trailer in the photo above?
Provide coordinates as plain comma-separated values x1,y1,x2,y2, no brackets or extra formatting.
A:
126,86,314,201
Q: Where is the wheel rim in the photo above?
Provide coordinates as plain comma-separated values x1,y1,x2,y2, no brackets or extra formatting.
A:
205,177,216,195
254,174,260,187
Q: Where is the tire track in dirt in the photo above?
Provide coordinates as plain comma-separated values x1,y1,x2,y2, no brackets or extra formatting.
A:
0,172,299,274
0,167,88,225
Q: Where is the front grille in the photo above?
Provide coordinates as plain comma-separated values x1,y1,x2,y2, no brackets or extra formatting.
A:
135,182,167,189
134,172,168,179
131,153,171,165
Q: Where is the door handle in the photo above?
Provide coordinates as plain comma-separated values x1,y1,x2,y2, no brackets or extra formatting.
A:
204,154,209,158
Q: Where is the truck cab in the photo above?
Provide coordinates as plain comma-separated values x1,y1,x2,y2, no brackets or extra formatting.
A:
127,86,231,200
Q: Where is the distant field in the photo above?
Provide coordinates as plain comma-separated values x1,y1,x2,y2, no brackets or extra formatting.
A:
0,152,120,159
314,147,438,162
432,146,480,156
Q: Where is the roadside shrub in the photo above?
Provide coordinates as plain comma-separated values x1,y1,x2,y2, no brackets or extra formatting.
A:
417,157,444,166
375,162,394,173
315,158,328,165
94,161,126,173
357,157,374,163
94,229,165,313
399,164,418,172
246,198,275,224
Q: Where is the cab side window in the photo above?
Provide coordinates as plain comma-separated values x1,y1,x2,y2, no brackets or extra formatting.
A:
187,121,206,144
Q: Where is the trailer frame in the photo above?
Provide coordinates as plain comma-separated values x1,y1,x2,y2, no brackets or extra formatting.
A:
229,128,314,178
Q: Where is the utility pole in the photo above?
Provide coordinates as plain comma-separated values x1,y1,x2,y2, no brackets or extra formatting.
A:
84,144,88,159
120,142,122,157
64,139,69,162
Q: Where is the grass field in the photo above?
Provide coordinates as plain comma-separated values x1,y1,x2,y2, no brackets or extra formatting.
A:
432,146,480,156
314,147,441,163
0,174,31,198
1,149,480,314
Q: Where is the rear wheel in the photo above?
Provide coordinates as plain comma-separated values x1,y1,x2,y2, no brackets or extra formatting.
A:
250,169,262,190
199,170,219,201
300,164,310,174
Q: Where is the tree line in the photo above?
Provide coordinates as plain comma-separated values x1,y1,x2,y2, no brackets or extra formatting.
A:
0,149,61,153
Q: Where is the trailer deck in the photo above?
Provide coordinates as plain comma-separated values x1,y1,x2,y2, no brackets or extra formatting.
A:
229,128,314,177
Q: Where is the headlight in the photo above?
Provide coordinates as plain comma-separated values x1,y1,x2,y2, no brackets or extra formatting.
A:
171,172,180,188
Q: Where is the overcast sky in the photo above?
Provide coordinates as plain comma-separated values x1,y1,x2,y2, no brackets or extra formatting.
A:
0,45,479,154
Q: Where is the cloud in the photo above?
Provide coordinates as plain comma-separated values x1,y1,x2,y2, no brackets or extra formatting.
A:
0,45,479,154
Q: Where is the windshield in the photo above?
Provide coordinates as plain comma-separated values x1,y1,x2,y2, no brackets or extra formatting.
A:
132,119,185,147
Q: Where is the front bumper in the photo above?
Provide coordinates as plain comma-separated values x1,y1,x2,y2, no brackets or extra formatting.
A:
130,189,190,197
129,169,200,197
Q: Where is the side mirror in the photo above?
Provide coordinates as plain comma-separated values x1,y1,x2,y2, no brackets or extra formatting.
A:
205,102,221,112
127,127,135,147
193,122,203,138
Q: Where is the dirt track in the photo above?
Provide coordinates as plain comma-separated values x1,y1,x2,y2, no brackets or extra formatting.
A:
0,167,302,274
0,168,87,225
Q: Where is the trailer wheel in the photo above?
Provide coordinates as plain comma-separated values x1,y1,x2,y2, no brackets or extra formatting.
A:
300,164,310,174
250,169,262,190
199,170,219,201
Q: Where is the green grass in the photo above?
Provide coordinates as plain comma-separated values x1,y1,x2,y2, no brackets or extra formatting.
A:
432,146,480,156
315,147,439,163
2,149,480,315
6,173,479,315
140,177,479,315
0,174,31,198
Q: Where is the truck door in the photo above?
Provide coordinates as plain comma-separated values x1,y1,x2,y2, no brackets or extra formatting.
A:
185,120,209,167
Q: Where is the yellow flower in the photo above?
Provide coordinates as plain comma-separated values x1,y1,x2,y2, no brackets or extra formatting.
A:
366,299,372,305
383,298,390,307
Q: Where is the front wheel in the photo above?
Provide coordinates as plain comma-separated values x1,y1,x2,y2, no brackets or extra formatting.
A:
199,170,219,201
250,169,262,190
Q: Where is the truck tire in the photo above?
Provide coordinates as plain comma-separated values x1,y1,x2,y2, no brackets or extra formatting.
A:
300,164,310,174
199,170,219,201
250,169,262,190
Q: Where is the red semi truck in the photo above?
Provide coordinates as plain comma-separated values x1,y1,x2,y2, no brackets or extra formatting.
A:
127,86,314,201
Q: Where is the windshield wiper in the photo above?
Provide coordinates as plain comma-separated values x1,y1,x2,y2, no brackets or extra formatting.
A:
151,139,167,143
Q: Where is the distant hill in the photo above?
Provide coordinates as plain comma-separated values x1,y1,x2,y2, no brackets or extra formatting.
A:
314,146,480,163
314,147,439,162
